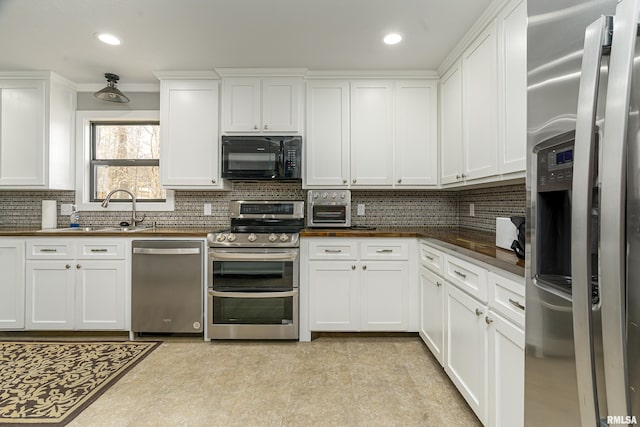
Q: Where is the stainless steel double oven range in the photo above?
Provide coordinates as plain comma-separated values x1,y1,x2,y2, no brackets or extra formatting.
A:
207,201,304,340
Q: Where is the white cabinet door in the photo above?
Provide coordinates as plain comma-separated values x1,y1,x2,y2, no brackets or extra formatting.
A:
308,261,359,331
75,260,125,330
222,78,261,132
394,80,438,187
440,61,465,185
419,266,444,365
350,81,394,186
445,283,487,424
305,80,350,187
487,310,524,427
463,21,499,181
497,0,527,175
262,78,301,132
160,79,221,188
0,80,46,187
26,261,74,329
0,240,25,329
360,261,408,331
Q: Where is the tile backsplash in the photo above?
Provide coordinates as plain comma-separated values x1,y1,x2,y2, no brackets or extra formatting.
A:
0,182,525,232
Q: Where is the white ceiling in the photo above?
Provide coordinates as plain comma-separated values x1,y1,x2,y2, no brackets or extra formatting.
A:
0,0,493,85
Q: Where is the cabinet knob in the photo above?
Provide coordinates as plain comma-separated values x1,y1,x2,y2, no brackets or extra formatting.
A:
362,265,367,270
475,308,483,316
352,179,357,184
436,281,442,287
264,124,268,130
343,179,347,184
485,316,493,325
76,264,81,269
397,178,402,184
211,179,216,184
254,125,258,130
461,174,467,178
456,174,461,180
352,265,356,270
65,264,71,269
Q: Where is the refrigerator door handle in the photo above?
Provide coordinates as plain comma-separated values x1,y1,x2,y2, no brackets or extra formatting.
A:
600,0,640,419
572,15,612,426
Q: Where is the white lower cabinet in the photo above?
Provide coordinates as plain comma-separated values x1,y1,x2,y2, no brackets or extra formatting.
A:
0,240,25,329
445,282,488,424
419,265,444,365
25,239,126,330
305,238,412,333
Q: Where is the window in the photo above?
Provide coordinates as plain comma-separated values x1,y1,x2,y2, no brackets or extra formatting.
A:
75,110,174,211
90,122,164,202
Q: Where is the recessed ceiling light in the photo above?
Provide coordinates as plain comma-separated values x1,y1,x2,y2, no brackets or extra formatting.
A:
383,33,403,45
95,33,121,46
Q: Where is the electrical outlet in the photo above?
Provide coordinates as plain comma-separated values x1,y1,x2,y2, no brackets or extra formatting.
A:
357,204,365,216
60,203,73,215
469,203,475,217
204,203,212,216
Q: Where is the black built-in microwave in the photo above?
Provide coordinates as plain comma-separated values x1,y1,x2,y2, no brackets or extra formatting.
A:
221,136,301,180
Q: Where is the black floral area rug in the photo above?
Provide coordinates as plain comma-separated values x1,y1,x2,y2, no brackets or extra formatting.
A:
0,341,160,426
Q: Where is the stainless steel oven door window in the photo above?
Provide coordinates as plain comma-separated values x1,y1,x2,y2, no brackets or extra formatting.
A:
210,290,297,325
312,205,347,224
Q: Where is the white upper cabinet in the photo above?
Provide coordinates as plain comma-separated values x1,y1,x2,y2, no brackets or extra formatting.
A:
497,0,527,175
440,61,465,185
394,80,438,187
463,20,499,181
305,80,350,187
0,72,76,190
221,76,302,134
350,81,394,187
157,75,226,189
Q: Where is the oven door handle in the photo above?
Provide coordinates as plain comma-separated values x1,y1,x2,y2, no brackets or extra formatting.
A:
209,252,298,262
209,290,298,299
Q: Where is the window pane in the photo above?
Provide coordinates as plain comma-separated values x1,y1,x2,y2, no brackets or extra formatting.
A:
94,165,166,200
94,124,160,160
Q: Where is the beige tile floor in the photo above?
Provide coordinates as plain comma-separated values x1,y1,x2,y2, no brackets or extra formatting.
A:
68,335,481,427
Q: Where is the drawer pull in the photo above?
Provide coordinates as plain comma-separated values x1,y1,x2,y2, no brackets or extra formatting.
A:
376,249,393,253
324,249,342,253
475,308,483,316
509,298,525,311
40,248,58,252
424,255,434,261
454,270,467,279
90,249,108,253
65,264,71,269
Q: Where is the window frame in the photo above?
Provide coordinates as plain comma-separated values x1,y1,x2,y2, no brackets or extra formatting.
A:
75,110,174,212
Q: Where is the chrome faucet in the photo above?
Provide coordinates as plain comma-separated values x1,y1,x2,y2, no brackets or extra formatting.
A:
101,189,146,227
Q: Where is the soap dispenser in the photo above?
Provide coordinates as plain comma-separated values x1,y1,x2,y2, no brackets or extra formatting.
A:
69,205,80,228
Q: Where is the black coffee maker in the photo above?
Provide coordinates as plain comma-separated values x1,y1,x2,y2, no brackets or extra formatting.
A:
510,216,525,260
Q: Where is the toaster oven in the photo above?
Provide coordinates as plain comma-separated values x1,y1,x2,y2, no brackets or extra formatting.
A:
307,190,351,228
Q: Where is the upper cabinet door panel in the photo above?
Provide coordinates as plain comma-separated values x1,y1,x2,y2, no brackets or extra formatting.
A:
0,80,46,187
262,78,301,132
394,80,438,186
463,21,499,181
222,78,261,132
440,61,464,185
350,81,394,186
305,80,350,187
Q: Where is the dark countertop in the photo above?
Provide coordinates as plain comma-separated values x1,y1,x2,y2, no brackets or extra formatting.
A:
0,227,212,237
300,227,525,277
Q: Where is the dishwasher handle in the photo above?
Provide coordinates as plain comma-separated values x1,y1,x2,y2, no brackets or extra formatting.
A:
133,247,201,255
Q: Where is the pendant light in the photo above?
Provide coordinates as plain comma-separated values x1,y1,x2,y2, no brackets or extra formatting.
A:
93,73,130,103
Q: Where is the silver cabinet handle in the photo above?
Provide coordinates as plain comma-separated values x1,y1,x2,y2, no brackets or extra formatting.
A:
134,248,201,255
40,248,57,252
475,308,483,316
210,251,297,262
352,265,356,270
90,249,108,253
324,249,342,253
76,264,81,269
436,281,443,287
508,298,525,311
485,316,493,325
376,249,393,253
210,290,297,299
424,255,434,261
362,265,367,270
454,270,467,279
65,264,71,269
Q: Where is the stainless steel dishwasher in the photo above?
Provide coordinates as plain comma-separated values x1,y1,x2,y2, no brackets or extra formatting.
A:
131,240,203,333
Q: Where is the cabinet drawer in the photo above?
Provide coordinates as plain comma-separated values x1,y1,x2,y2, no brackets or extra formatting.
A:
488,272,525,328
444,255,488,302
308,240,358,260
76,240,125,259
27,241,75,259
360,240,409,260
419,242,444,275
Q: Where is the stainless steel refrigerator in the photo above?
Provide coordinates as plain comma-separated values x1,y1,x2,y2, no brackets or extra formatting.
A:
526,0,640,425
